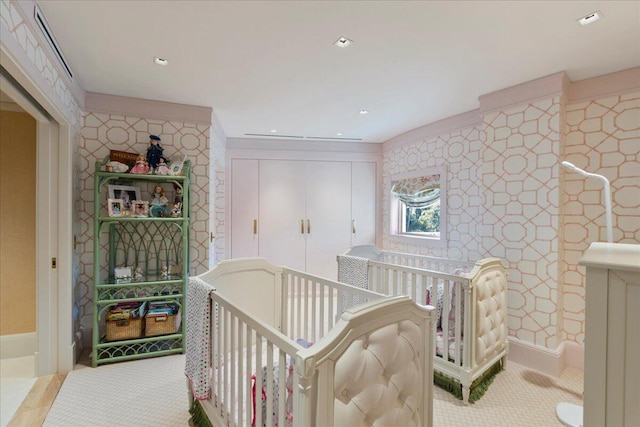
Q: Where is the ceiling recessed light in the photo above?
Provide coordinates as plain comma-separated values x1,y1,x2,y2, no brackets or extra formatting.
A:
154,56,169,66
359,109,369,115
577,11,602,26
270,129,278,133
336,132,343,136
334,37,353,48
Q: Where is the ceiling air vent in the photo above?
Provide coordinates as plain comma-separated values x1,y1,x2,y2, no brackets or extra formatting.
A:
34,5,73,80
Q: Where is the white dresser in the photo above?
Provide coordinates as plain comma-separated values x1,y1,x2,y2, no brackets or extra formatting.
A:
581,242,640,427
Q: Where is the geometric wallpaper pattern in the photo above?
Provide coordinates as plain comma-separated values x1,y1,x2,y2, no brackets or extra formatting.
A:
77,112,210,331
210,130,226,264
382,126,483,262
482,97,562,349
383,90,639,351
561,91,640,343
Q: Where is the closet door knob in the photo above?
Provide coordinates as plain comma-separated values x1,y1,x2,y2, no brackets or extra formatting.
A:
307,219,311,234
301,219,305,234
253,219,257,235
352,219,356,234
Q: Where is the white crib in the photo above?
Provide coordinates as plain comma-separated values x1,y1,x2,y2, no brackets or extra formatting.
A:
338,245,509,404
186,258,436,427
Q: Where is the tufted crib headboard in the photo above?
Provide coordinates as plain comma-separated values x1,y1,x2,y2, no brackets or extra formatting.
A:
471,259,508,366
295,296,435,427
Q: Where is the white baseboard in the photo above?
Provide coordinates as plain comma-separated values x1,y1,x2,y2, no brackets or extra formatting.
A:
1,332,36,359
564,341,584,370
508,337,583,377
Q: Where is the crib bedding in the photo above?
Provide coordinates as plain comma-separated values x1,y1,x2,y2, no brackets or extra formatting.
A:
211,342,295,426
187,258,437,427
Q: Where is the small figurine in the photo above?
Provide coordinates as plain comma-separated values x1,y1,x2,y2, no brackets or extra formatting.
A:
146,134,164,171
129,154,150,174
106,161,129,173
150,185,169,206
170,202,182,217
161,264,168,278
134,266,143,280
174,187,183,205
155,157,170,175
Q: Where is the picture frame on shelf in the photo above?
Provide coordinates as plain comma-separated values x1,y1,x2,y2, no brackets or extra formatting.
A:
107,199,124,217
133,200,149,217
108,185,140,213
109,150,139,170
168,157,185,176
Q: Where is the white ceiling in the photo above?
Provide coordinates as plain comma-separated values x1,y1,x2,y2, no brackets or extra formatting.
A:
37,1,639,143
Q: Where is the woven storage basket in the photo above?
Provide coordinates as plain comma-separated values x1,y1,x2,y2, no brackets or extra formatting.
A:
106,317,143,341
145,309,181,337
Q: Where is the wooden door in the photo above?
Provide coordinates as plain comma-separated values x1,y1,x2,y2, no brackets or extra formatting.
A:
230,159,259,258
305,161,351,279
351,162,377,247
259,160,306,270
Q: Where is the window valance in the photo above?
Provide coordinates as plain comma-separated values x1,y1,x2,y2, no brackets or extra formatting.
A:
391,174,440,208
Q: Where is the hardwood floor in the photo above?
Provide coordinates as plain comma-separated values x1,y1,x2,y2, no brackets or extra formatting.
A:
7,373,66,427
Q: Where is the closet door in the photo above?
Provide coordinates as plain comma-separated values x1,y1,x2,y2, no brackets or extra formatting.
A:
230,159,259,258
305,161,352,279
351,162,377,246
259,160,306,271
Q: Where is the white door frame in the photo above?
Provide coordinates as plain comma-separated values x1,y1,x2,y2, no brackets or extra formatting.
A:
1,48,75,374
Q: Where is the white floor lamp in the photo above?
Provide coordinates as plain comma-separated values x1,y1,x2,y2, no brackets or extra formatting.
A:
556,161,614,427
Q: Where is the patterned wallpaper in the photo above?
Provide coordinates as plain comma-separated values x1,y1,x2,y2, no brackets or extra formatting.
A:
211,131,226,264
77,112,210,330
482,97,562,349
383,126,484,262
561,91,640,343
383,89,639,351
0,0,81,126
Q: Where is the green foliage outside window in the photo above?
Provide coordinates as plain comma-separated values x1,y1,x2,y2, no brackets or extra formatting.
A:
405,200,440,233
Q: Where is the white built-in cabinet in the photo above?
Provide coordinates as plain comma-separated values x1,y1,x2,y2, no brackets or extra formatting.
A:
230,158,376,279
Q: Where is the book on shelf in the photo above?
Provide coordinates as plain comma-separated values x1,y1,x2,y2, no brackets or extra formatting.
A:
106,301,146,321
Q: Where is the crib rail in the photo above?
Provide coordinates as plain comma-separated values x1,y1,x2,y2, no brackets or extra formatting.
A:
368,260,472,368
381,250,474,272
211,290,300,427
281,268,387,344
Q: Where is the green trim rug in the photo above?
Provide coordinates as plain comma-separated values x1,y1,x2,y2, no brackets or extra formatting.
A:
434,360,503,404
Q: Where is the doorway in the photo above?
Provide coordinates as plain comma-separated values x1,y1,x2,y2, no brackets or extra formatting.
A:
0,64,74,377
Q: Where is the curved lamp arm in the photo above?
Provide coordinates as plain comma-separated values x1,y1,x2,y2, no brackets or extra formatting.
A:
561,161,613,243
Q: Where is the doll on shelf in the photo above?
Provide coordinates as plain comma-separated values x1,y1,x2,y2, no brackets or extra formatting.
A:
129,154,150,174
155,157,170,175
174,187,183,205
146,134,164,172
151,185,169,206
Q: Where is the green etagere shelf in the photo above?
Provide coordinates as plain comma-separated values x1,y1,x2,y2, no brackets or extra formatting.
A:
91,156,190,367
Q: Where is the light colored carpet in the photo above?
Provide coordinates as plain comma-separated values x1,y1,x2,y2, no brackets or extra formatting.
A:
43,355,190,427
43,354,583,426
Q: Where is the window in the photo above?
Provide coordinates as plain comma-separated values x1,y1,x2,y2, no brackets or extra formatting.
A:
390,166,447,246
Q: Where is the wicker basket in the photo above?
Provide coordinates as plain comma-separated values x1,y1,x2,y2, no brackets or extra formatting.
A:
105,317,143,341
145,309,181,337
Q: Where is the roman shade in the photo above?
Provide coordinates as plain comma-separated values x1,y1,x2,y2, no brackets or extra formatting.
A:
391,174,440,208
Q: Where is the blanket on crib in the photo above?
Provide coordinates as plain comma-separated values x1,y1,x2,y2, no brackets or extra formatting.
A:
337,254,368,288
185,277,216,400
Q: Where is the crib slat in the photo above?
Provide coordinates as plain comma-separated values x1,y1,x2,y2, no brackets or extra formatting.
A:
266,342,274,427
256,334,263,427
278,351,286,427
246,327,253,427
230,312,236,425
